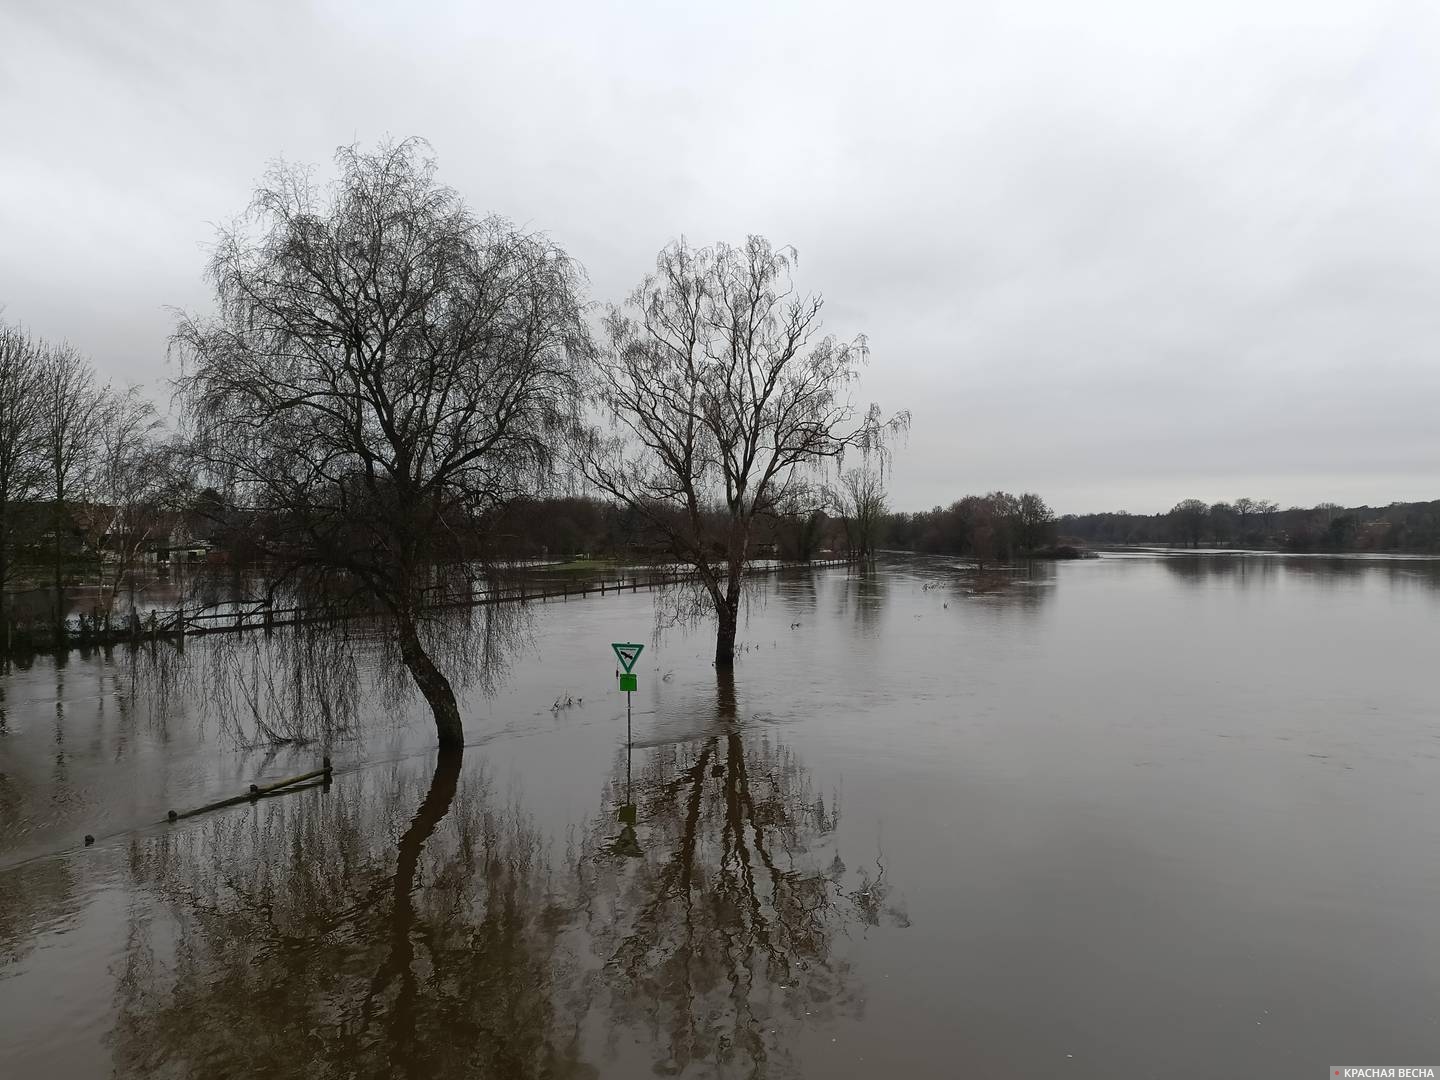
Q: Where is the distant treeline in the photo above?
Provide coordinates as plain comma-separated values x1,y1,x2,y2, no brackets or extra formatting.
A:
488,497,851,563
494,491,1070,566
0,319,176,631
1059,498,1440,553
880,491,1060,564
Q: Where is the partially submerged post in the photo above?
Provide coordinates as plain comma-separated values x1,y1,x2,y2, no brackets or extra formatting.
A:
248,756,333,797
166,757,333,822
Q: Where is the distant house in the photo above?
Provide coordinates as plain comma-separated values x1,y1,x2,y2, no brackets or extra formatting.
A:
11,500,90,554
62,503,200,566
141,513,212,565
68,501,119,556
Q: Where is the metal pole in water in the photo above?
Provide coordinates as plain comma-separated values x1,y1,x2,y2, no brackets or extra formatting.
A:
611,641,644,844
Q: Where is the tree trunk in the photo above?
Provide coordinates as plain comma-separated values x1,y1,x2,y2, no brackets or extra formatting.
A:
0,516,8,638
52,490,64,631
396,613,464,751
716,668,737,721
714,589,740,671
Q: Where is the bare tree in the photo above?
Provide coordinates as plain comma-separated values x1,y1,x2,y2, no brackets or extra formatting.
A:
93,388,166,620
580,236,907,669
0,323,45,635
1208,500,1236,544
987,490,1021,562
837,464,887,562
1232,495,1258,542
1169,498,1209,547
37,341,102,623
1016,491,1056,552
964,495,999,567
173,139,590,751
1256,498,1279,534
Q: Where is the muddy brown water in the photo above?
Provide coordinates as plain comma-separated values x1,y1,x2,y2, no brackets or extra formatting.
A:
2,552,1439,1078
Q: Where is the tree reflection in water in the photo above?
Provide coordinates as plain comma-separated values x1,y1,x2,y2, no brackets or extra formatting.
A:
109,677,905,1079
577,673,908,1078
111,754,594,1079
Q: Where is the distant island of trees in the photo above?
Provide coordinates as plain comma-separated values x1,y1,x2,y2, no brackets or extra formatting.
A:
1058,497,1440,553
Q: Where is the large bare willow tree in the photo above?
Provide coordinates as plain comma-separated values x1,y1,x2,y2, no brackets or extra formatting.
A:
174,139,590,752
581,237,906,669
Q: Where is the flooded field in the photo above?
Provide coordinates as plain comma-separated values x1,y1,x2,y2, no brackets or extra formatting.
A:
2,552,1439,1078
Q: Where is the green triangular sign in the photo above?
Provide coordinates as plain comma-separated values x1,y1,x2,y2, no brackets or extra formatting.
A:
611,642,644,673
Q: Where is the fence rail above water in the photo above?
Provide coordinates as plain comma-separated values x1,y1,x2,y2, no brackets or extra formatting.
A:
2,556,859,652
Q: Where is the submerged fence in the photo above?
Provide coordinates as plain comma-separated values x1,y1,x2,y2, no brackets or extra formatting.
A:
2,556,858,654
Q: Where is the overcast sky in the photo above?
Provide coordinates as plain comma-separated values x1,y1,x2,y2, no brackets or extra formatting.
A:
2,0,1437,514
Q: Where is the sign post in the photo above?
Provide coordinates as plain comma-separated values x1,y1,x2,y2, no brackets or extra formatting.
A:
611,641,644,826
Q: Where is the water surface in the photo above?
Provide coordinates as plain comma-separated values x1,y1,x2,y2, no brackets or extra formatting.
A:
2,553,1439,1077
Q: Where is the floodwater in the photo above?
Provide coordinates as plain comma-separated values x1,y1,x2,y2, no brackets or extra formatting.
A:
2,552,1440,1078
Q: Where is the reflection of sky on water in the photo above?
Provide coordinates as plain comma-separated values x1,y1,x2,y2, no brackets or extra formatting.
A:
4,553,1440,1076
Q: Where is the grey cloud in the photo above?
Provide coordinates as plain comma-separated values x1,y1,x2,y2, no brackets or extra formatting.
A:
2,0,1436,514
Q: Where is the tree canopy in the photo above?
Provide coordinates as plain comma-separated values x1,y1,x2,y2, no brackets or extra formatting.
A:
579,236,906,667
174,139,592,748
